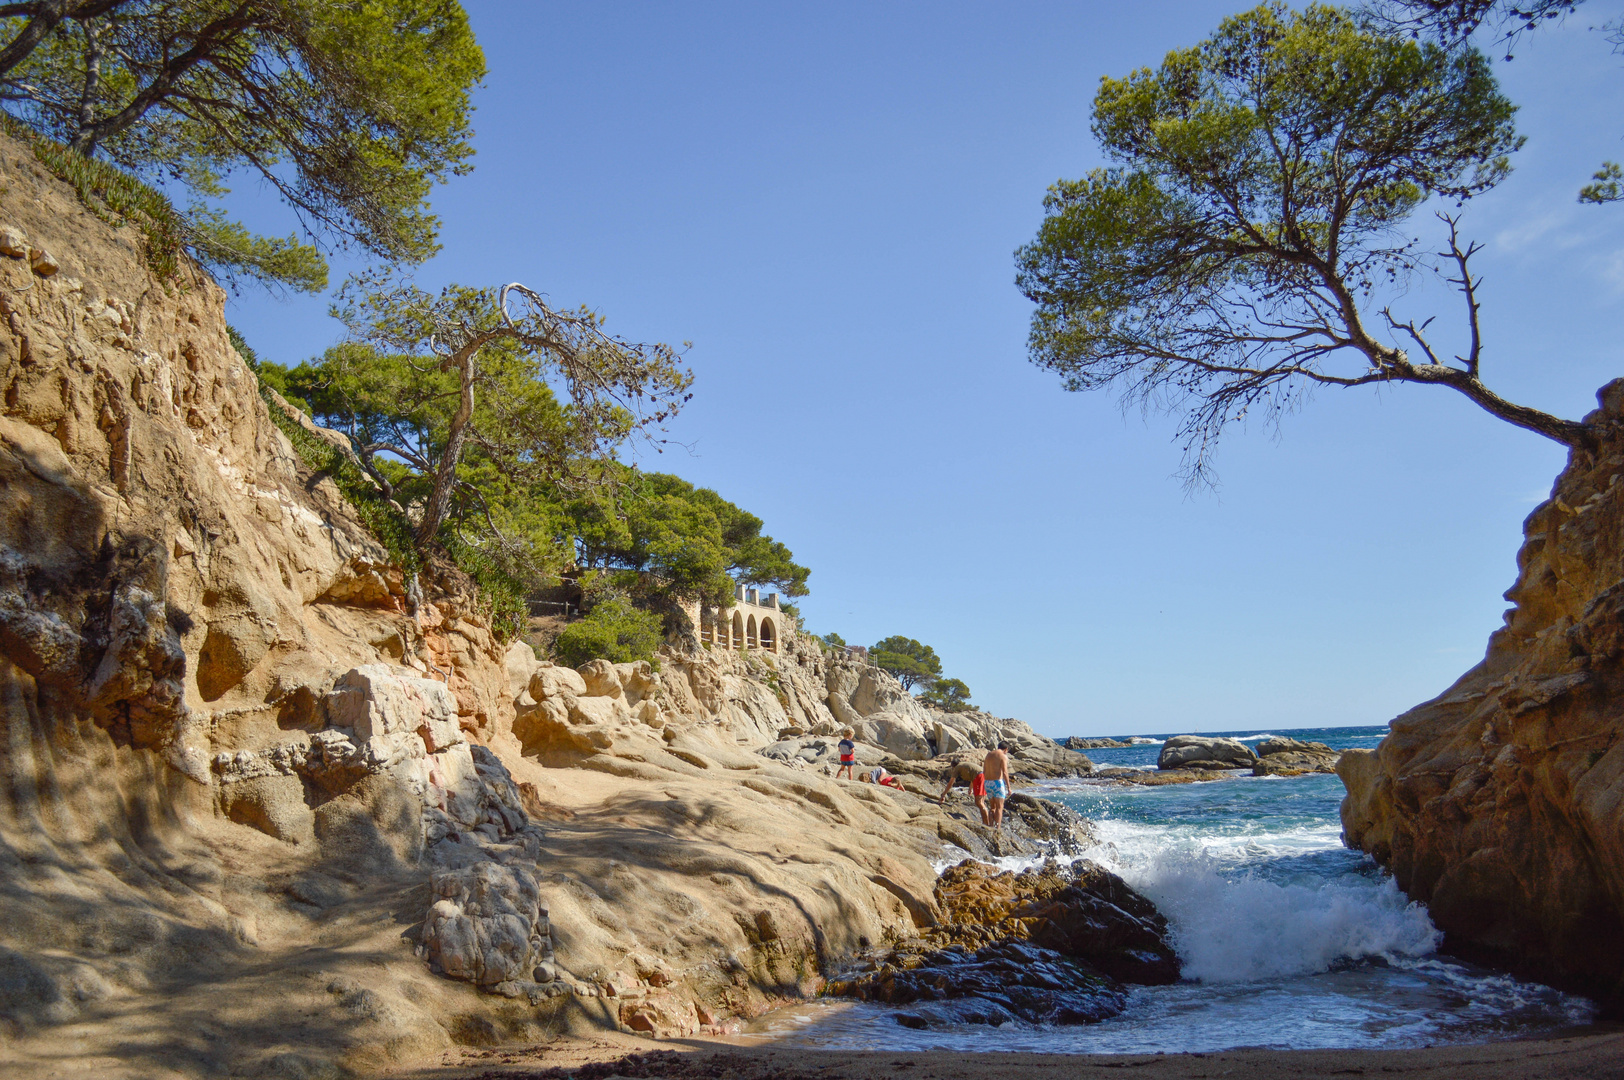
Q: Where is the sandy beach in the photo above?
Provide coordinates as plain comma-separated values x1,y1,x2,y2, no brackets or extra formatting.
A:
401,1026,1624,1080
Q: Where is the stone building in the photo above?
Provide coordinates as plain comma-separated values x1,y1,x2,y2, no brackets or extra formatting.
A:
686,584,793,655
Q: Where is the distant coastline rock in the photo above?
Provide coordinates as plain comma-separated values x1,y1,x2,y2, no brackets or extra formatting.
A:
1062,736,1132,749
1157,735,1257,770
1253,737,1340,776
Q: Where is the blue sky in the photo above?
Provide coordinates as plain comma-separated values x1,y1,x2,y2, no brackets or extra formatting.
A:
225,2,1624,737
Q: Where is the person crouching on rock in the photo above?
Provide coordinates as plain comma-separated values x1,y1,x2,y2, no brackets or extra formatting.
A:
836,728,856,780
864,765,904,790
983,742,1011,829
936,760,989,825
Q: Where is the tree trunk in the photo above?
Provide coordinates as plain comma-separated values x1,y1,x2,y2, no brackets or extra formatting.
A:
415,341,480,546
0,1,73,79
69,19,102,155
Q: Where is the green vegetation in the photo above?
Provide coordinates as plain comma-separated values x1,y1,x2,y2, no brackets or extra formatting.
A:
253,383,420,576
918,677,973,713
870,636,943,691
570,470,810,612
263,278,693,603
553,597,664,668
819,631,847,650
242,277,806,659
2,117,184,278
1016,3,1590,486
868,635,979,711
0,0,485,291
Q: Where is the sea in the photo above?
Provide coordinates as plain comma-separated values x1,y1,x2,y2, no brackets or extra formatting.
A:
740,724,1598,1053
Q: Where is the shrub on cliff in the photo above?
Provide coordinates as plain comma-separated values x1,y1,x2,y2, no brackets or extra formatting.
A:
919,677,974,712
552,597,663,668
871,636,943,690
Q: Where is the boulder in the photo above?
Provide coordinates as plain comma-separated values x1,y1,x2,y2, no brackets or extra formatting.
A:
219,773,313,845
615,660,659,705
1007,738,1094,774
0,224,26,256
931,859,1179,985
421,862,551,987
1257,736,1333,757
1158,735,1256,770
859,710,934,761
527,661,588,702
578,658,623,698
504,640,540,699
933,721,973,756
325,664,462,750
1063,736,1130,749
1253,738,1340,776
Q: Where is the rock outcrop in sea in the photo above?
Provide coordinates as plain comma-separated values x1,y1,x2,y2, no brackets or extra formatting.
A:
826,859,1179,1027
1340,382,1624,1010
0,134,1122,1076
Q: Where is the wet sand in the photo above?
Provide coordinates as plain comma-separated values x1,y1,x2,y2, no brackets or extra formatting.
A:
398,1025,1624,1080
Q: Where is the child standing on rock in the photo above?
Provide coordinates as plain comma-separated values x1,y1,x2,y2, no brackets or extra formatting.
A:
836,728,856,779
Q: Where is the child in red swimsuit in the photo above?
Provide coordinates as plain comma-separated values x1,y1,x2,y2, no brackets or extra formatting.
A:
836,728,856,779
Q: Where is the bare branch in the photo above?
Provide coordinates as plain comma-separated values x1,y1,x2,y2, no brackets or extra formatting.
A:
1439,213,1485,376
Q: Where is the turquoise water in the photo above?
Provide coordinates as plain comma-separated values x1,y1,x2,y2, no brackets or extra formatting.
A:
746,725,1596,1052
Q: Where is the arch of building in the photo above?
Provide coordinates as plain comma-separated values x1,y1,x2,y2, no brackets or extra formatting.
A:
690,593,784,655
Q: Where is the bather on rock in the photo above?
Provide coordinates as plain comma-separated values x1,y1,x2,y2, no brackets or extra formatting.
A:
937,759,989,825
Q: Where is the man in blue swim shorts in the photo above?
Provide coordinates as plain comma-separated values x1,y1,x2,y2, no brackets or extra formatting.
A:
983,742,1011,828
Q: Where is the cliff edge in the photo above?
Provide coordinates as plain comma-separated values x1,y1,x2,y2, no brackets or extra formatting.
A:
1339,381,1624,1008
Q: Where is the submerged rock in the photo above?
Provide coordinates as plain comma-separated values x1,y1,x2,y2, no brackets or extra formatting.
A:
830,941,1127,1025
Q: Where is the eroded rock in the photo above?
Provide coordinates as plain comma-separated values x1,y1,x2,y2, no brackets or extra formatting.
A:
1339,380,1624,1007
422,862,552,987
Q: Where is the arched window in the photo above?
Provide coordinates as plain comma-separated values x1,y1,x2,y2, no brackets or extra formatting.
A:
731,611,744,650
699,607,714,644
746,615,758,648
759,617,775,653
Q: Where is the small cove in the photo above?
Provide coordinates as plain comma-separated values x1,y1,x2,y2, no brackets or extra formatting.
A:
742,725,1596,1053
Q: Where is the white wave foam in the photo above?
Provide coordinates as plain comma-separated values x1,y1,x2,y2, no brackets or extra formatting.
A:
1083,824,1440,984
1391,957,1596,1026
930,845,1084,877
1128,737,1163,745
1088,814,1344,864
1233,733,1276,742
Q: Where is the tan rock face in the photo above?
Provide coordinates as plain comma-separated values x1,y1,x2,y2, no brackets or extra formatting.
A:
0,134,531,1073
1339,380,1624,1005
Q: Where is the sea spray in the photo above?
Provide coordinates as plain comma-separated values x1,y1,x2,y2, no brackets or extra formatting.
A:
1104,843,1441,982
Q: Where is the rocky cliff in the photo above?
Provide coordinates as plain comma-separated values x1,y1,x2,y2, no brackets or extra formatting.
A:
0,134,1099,1078
1339,382,1624,1009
